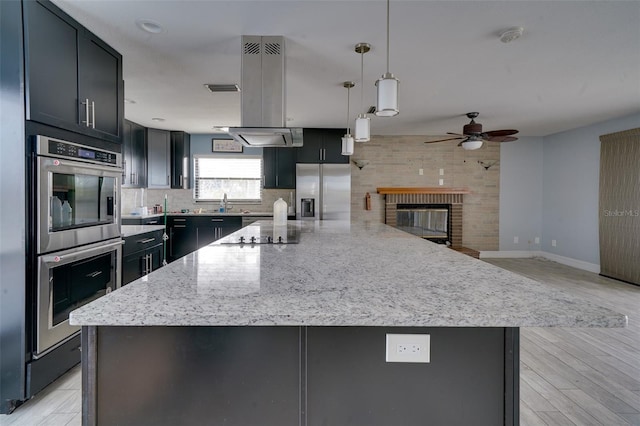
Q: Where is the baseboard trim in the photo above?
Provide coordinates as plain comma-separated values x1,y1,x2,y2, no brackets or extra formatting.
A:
480,250,601,274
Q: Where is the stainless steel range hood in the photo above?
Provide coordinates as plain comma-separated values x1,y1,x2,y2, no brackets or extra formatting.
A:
228,36,303,148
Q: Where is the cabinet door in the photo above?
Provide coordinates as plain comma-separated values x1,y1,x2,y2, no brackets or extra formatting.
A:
123,120,146,187
23,0,79,130
122,251,145,286
296,129,324,163
78,35,123,141
168,223,196,261
170,132,190,189
147,128,170,188
262,148,277,188
275,148,296,188
322,129,349,164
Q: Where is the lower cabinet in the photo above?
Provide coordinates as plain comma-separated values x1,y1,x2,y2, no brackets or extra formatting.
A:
122,229,165,285
167,216,242,262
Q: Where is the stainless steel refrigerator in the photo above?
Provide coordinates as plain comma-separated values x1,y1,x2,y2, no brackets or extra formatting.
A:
296,164,350,220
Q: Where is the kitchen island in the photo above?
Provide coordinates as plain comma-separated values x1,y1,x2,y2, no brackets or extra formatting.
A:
70,221,626,426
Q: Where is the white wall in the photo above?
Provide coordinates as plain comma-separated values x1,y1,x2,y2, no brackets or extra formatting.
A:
541,112,640,265
498,112,640,268
499,137,543,251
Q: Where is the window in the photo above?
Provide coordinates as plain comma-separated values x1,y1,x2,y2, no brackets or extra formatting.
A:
194,155,262,202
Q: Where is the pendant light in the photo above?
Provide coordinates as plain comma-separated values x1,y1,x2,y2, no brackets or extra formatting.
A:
354,43,371,142
375,0,399,117
341,81,355,156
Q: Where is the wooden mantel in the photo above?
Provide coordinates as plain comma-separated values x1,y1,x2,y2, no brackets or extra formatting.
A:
376,187,471,195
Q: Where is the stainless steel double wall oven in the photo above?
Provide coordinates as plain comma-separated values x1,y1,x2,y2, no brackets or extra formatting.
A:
34,135,122,357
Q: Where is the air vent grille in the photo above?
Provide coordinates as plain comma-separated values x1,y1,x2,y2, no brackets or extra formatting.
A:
204,84,240,93
264,42,281,55
244,42,260,55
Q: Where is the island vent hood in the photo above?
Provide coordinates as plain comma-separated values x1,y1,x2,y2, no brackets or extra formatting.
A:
228,36,303,148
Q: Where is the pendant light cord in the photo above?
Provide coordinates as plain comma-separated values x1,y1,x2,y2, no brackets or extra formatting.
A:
346,86,351,133
386,0,390,74
360,52,364,114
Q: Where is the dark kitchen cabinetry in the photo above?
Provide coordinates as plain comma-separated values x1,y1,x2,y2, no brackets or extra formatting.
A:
123,120,147,188
296,128,348,164
167,216,242,262
263,147,296,189
23,0,123,144
147,128,171,188
122,230,165,286
170,131,191,189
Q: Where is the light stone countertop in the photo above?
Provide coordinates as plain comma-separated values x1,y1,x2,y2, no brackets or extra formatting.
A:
121,225,166,238
70,221,628,328
122,211,275,219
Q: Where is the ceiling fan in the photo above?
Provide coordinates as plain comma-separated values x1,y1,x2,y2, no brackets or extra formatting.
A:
425,112,519,150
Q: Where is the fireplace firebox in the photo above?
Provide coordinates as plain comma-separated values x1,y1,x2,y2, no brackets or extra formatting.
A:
396,204,451,244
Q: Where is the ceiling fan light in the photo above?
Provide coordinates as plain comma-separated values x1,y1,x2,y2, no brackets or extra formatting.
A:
375,73,399,117
461,139,484,150
355,114,370,142
341,134,354,155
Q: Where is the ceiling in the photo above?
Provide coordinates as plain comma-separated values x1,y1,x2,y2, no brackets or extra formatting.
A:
52,0,640,137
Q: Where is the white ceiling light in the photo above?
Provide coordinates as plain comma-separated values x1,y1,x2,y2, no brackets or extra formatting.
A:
460,135,484,150
135,19,164,34
375,0,399,117
499,26,524,43
354,43,371,142
341,81,355,156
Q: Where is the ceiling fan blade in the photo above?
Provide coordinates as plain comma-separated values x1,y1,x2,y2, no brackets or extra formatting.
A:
486,136,518,142
424,136,465,144
447,132,465,136
484,129,519,137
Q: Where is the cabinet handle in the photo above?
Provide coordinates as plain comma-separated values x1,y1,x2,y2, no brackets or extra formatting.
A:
91,101,96,129
146,221,158,225
319,149,322,161
82,99,90,127
167,175,170,185
323,149,326,161
276,175,279,187
138,238,155,244
180,175,183,187
173,224,186,228
211,219,223,222
147,254,152,274
173,218,186,222
122,159,126,179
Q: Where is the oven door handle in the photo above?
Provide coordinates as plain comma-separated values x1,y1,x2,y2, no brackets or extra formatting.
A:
41,240,124,264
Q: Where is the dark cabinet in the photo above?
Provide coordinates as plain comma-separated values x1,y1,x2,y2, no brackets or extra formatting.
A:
123,120,147,188
170,131,191,189
122,230,165,286
263,148,296,189
167,216,242,262
296,128,348,164
147,128,170,188
23,0,123,143
122,216,164,225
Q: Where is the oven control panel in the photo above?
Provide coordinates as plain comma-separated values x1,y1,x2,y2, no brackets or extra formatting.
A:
36,135,121,167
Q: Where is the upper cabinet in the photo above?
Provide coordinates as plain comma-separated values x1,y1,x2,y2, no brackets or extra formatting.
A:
123,120,147,188
147,128,170,188
23,0,124,144
170,131,191,189
263,148,296,189
297,129,348,164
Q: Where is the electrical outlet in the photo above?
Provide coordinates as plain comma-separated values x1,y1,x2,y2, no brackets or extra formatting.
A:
513,236,519,244
386,334,430,363
534,237,540,244
419,168,424,175
552,239,557,247
438,178,444,186
439,168,444,176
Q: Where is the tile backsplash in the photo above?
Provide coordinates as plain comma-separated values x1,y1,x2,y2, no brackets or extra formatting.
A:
121,188,295,214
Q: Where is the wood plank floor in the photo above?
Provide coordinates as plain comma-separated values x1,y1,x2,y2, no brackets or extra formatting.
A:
1,258,638,426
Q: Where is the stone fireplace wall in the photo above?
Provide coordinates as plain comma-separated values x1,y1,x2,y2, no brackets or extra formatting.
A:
350,135,500,251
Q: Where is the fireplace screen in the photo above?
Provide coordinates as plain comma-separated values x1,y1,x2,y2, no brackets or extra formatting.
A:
396,207,449,240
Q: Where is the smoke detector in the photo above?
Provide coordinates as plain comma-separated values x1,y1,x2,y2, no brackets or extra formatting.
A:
499,27,524,43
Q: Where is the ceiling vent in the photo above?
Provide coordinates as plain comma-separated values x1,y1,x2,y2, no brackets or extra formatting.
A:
204,84,240,93
228,36,303,148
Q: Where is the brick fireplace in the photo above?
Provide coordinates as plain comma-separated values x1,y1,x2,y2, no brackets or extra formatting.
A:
377,187,470,249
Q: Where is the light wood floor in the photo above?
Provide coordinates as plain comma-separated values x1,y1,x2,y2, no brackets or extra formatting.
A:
1,258,639,426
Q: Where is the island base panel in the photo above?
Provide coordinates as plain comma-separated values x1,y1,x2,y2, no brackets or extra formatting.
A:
82,326,518,425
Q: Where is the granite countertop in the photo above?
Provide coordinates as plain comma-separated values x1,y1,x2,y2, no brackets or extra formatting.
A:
71,221,628,328
121,225,166,238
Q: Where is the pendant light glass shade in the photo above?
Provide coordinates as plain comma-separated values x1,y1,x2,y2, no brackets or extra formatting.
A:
461,138,484,150
355,114,370,142
342,81,355,156
341,134,355,155
375,73,399,117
